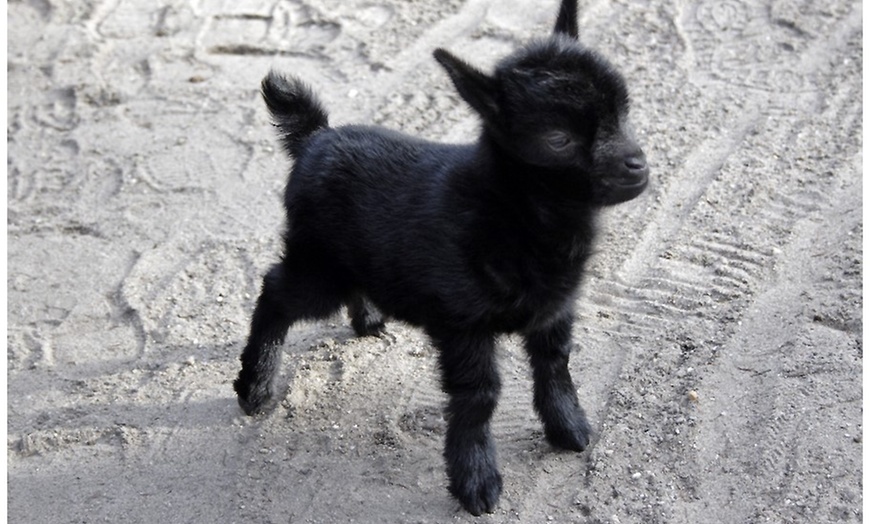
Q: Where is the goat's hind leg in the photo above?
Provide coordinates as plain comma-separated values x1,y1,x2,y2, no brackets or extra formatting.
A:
524,313,591,451
234,258,346,415
347,293,385,337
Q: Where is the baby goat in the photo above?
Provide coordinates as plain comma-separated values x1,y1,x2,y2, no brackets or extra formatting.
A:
234,0,648,515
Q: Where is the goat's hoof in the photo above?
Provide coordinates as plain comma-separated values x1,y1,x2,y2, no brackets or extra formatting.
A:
545,419,591,452
351,318,386,338
237,394,272,416
449,466,502,516
234,377,275,416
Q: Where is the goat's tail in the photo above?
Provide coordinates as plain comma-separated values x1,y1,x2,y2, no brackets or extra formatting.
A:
261,70,329,158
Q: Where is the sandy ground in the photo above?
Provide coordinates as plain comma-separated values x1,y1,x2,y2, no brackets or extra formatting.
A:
7,0,863,522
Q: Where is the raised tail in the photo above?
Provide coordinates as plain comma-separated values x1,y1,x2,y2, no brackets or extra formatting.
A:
261,70,329,158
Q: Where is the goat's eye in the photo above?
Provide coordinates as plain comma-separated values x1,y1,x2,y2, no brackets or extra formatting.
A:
542,130,574,153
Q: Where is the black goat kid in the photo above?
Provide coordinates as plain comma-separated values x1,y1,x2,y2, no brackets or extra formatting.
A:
234,0,648,515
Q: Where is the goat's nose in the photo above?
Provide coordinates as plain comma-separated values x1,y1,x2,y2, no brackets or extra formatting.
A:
624,155,647,173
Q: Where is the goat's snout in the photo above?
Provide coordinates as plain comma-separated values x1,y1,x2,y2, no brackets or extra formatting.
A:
620,153,649,189
624,154,648,177
597,151,648,205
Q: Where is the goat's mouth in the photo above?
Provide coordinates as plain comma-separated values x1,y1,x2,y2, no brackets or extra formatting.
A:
598,171,649,205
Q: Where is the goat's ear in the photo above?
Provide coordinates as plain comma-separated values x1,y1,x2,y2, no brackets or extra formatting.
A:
434,48,499,123
553,0,579,39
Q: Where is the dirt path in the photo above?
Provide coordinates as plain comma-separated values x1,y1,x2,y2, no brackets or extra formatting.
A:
7,0,862,522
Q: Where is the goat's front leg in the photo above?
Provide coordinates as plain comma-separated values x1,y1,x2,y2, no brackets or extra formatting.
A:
430,329,502,516
524,313,591,451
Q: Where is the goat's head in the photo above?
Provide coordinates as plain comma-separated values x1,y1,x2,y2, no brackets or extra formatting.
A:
434,0,648,206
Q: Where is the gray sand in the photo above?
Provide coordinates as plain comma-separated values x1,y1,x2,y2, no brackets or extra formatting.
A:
7,0,862,522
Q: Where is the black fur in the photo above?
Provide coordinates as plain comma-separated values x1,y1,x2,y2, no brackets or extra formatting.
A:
234,0,648,515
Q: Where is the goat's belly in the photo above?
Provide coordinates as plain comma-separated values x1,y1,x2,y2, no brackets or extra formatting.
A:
358,276,573,335
484,291,574,333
